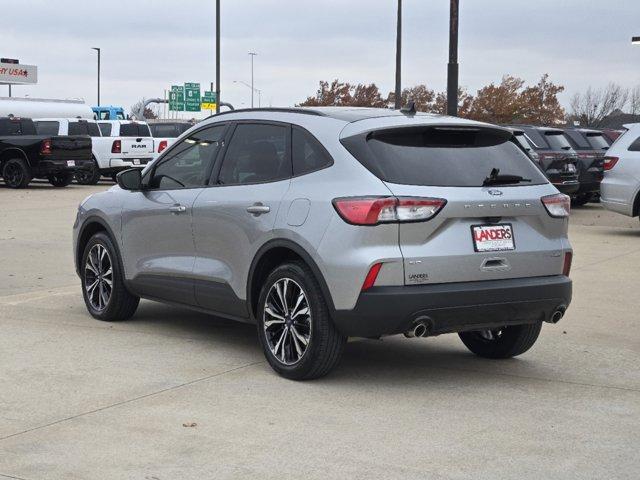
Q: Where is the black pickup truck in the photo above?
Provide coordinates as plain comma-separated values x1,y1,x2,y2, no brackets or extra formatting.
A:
0,116,93,188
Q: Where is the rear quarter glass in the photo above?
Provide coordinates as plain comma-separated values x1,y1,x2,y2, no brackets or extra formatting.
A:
341,126,548,187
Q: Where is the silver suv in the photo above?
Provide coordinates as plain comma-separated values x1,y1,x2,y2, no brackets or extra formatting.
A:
73,107,573,379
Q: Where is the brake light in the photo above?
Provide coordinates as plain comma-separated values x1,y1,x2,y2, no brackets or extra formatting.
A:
332,197,446,225
562,251,573,276
603,156,618,171
111,140,121,154
158,140,168,153
40,138,52,155
541,193,571,218
361,263,383,291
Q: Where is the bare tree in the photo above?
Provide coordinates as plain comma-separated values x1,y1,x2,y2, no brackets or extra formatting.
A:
570,83,629,127
129,98,159,120
629,85,640,116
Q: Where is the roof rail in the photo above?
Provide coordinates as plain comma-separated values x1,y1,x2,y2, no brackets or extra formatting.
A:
204,107,326,121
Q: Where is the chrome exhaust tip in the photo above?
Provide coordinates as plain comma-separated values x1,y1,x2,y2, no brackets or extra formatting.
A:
404,317,431,338
548,306,567,324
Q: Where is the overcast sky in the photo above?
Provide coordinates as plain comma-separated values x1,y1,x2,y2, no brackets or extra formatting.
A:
4,0,640,118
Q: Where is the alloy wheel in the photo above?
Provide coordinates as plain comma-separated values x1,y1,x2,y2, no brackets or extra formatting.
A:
4,163,23,186
84,244,113,311
263,278,312,365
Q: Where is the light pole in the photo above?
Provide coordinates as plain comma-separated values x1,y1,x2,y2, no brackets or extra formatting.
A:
215,0,220,114
447,0,459,116
248,52,257,108
394,0,402,109
234,80,261,108
91,47,100,106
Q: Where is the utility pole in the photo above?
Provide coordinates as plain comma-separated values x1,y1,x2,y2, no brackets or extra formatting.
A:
215,0,221,114
394,0,402,109
92,47,101,106
447,0,459,116
248,52,257,108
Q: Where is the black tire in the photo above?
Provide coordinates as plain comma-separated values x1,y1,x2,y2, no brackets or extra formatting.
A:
48,172,73,187
81,232,139,321
571,194,591,207
75,159,101,185
111,173,118,182
2,158,32,188
458,322,542,359
257,261,346,380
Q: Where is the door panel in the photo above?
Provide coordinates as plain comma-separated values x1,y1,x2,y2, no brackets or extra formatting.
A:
192,121,292,318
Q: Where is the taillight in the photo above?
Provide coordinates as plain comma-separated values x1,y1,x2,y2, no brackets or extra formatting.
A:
158,140,168,153
332,197,446,226
562,251,573,277
361,262,383,291
40,138,52,155
541,193,571,218
111,140,121,154
603,156,618,171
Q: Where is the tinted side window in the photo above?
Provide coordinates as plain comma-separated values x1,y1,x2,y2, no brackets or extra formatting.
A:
586,133,609,150
218,123,290,185
68,121,99,136
98,123,112,136
521,128,548,149
150,125,226,189
120,123,150,137
544,132,572,150
34,121,60,136
151,124,178,138
629,137,640,152
292,127,333,175
564,130,590,149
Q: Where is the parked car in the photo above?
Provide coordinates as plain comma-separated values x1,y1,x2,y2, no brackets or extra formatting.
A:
600,123,640,220
600,128,625,145
97,120,155,176
1,116,93,188
34,118,120,184
73,107,573,379
148,121,193,157
562,128,607,206
510,125,579,195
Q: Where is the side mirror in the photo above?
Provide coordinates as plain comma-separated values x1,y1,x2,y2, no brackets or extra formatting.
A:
116,169,143,190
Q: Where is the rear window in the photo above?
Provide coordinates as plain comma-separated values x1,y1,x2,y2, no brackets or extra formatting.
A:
585,132,609,150
34,121,60,136
564,130,590,149
150,124,181,138
0,119,36,135
341,126,548,187
68,121,101,136
120,123,151,137
544,131,572,151
513,132,534,152
98,122,112,136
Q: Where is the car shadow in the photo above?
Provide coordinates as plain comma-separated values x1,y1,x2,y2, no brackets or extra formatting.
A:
128,301,537,385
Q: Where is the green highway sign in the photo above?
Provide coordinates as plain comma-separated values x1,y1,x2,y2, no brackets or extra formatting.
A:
169,85,184,111
184,82,201,112
201,91,217,110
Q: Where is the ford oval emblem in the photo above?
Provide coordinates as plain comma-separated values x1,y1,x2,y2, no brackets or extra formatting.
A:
488,189,503,196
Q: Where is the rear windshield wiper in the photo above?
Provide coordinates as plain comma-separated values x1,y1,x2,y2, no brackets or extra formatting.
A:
483,168,531,186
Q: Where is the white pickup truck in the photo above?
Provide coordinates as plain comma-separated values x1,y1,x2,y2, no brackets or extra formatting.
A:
97,120,155,175
148,121,193,159
33,118,113,184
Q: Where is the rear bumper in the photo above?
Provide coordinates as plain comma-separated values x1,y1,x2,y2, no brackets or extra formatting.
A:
332,275,572,338
108,158,152,169
551,180,580,195
33,159,93,176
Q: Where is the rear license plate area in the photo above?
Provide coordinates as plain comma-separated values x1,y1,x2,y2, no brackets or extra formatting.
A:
472,224,515,252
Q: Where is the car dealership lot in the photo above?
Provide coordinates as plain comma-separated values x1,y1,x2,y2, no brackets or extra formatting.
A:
1,183,639,479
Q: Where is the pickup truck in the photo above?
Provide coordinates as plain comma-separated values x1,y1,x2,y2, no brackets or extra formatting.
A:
34,117,121,184
0,116,93,188
97,120,155,177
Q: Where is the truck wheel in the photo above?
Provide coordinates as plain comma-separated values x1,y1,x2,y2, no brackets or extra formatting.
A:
458,322,542,359
75,159,101,185
571,194,591,207
48,173,73,187
257,261,347,380
2,158,32,188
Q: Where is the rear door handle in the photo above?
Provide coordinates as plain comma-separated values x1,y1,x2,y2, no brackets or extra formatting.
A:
246,203,270,216
169,205,187,214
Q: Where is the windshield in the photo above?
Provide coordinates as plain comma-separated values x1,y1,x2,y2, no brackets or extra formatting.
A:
341,126,547,187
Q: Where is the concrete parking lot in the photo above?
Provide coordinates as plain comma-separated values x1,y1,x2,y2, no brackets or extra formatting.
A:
1,182,639,480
